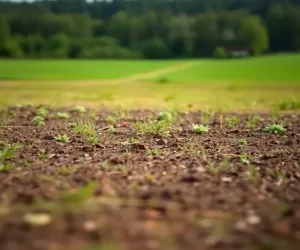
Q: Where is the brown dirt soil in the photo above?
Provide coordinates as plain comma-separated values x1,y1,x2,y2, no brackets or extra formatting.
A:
0,106,300,250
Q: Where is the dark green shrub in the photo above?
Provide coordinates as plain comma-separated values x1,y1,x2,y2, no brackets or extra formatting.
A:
213,46,228,59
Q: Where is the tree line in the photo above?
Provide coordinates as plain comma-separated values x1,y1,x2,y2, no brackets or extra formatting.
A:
0,0,299,59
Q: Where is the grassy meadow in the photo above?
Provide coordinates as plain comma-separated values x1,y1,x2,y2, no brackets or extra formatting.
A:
0,59,181,80
157,54,300,84
0,54,300,111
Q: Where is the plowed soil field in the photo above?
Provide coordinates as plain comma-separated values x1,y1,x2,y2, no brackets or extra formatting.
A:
0,106,300,250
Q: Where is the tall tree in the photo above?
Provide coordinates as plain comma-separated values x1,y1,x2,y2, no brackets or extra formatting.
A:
0,16,10,50
239,16,269,55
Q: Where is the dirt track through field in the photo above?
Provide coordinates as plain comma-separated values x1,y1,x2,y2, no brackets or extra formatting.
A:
114,61,197,83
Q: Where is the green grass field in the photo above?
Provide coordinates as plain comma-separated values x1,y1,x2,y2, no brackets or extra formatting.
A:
0,54,300,111
0,59,181,80
156,54,300,84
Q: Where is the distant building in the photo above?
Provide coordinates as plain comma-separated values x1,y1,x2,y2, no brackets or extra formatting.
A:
227,46,249,58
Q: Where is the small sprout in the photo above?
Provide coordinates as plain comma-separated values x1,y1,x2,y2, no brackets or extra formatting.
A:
68,122,76,128
105,115,116,124
147,148,159,156
0,142,22,161
192,124,209,134
61,182,97,204
87,136,99,145
135,119,170,137
264,124,286,134
129,137,138,144
23,161,30,168
56,112,70,119
32,116,45,126
200,110,215,125
225,116,239,129
54,134,70,143
108,125,116,133
207,158,230,174
237,138,248,145
71,119,99,144
246,116,262,129
36,106,48,116
208,163,219,174
219,157,230,170
73,106,86,113
240,152,250,165
0,142,22,172
247,165,260,181
157,111,174,122
0,163,14,172
118,164,126,172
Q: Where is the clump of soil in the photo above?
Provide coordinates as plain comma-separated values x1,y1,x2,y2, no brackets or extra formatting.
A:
0,106,300,250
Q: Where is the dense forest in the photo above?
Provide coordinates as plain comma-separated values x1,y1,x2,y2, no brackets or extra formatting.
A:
0,0,300,59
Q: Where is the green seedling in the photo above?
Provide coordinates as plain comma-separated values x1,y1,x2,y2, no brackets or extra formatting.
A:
247,165,260,181
246,115,262,129
86,136,99,145
237,138,248,145
32,116,45,126
72,106,86,113
72,119,99,144
240,152,250,165
68,122,76,128
264,124,286,134
56,112,70,119
207,158,230,174
225,116,239,129
0,142,22,172
23,161,30,168
118,164,126,173
157,111,174,123
108,125,116,133
54,134,70,143
192,124,209,134
208,163,219,174
61,182,97,204
135,119,170,137
219,157,230,170
200,110,215,125
36,106,48,116
147,148,159,156
105,115,117,124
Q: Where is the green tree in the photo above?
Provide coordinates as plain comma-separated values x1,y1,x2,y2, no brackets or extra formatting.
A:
107,11,131,46
140,38,170,59
239,16,269,55
192,12,219,57
169,15,194,57
0,17,10,55
48,33,69,58
213,46,228,58
267,3,300,52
